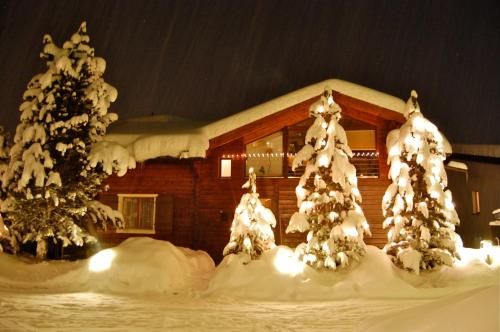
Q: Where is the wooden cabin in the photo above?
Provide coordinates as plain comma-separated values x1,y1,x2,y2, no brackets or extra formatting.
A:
98,79,406,262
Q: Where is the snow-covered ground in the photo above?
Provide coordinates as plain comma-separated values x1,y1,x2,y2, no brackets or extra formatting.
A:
0,237,498,331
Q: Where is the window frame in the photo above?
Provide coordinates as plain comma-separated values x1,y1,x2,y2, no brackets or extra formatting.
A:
116,193,158,234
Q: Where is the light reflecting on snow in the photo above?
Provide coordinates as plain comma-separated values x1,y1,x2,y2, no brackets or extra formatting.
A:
273,247,304,276
89,249,116,272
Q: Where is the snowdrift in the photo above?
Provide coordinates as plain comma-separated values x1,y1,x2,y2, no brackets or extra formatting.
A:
358,284,499,332
205,245,500,301
0,237,215,295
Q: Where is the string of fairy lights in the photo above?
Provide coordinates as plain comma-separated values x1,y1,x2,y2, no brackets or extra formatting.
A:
221,151,380,159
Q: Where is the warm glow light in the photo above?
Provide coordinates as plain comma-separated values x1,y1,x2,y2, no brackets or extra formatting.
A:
327,96,334,105
321,122,328,129
273,247,305,276
317,105,325,113
89,249,116,272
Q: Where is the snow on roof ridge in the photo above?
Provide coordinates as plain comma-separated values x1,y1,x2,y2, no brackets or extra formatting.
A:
203,78,405,140
452,144,500,159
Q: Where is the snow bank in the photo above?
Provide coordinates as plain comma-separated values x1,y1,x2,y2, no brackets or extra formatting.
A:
358,284,499,332
206,245,499,301
0,237,215,295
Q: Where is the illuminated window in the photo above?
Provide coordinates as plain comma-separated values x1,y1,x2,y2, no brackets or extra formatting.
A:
117,194,157,234
246,132,283,177
287,117,379,178
220,159,232,178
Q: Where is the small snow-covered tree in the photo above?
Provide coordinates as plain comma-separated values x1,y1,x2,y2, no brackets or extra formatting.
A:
286,88,371,270
223,167,277,259
1,22,126,259
382,91,460,274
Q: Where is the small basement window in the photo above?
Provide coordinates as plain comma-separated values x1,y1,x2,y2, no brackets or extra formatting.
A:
117,194,158,234
220,158,232,178
246,131,283,177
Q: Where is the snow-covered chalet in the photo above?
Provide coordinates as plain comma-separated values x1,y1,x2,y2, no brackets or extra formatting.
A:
98,79,409,262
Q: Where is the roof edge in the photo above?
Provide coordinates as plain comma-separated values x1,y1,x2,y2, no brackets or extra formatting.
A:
203,78,405,140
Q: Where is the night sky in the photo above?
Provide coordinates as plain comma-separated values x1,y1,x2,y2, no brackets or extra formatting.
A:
0,0,499,144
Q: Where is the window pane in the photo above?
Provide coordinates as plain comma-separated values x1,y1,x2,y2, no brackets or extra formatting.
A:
246,132,283,177
139,198,155,229
220,159,232,177
123,197,138,228
346,130,376,150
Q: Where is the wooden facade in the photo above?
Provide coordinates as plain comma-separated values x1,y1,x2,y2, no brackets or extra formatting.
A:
99,91,405,262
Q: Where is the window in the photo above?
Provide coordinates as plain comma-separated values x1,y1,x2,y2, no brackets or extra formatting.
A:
117,194,157,234
220,159,232,178
246,131,283,177
287,116,380,178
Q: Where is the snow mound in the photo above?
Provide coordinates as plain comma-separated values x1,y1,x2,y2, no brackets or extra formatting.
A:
206,246,415,301
0,237,215,295
206,245,500,301
83,237,215,294
358,284,499,332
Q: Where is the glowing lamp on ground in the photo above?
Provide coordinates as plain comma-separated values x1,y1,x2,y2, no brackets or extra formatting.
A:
273,247,305,276
89,249,115,272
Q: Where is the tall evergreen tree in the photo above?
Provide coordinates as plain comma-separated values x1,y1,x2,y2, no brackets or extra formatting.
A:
286,88,371,270
1,22,121,259
223,167,277,259
382,91,460,274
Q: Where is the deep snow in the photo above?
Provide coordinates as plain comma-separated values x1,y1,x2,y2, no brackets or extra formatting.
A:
0,237,498,331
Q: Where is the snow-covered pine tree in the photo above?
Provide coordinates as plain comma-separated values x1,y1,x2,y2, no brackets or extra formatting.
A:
1,22,123,259
286,88,371,270
382,90,461,274
223,167,277,259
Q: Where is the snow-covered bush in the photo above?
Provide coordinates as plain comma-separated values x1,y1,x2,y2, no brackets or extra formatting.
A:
1,22,128,259
223,167,277,259
286,88,371,270
382,91,461,274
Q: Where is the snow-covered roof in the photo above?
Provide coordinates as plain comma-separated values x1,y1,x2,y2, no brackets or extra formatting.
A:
106,79,405,161
452,144,500,159
204,79,405,140
106,115,208,161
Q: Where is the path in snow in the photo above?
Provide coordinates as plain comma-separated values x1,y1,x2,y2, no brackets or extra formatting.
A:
0,286,429,332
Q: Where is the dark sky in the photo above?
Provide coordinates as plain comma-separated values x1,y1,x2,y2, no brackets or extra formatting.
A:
0,0,499,144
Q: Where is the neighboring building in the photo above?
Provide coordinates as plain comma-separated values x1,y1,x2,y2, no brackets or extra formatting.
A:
447,145,500,248
98,79,410,262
